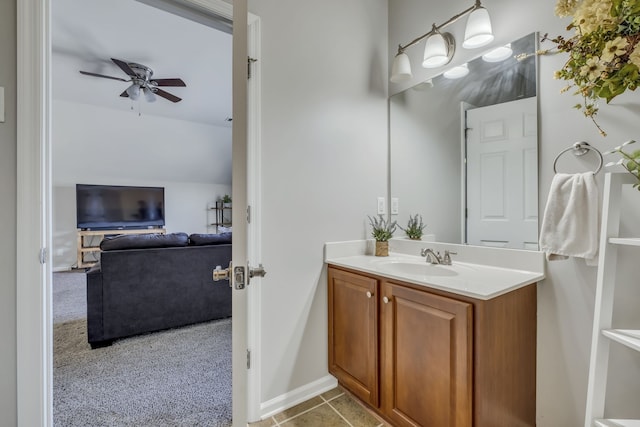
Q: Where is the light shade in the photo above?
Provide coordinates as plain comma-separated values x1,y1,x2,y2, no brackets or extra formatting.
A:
143,86,157,103
422,32,455,69
463,7,494,49
443,63,469,79
390,52,413,83
482,43,513,62
126,83,140,101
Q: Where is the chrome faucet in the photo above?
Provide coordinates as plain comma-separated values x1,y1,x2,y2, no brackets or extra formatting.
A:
421,248,457,265
421,248,442,264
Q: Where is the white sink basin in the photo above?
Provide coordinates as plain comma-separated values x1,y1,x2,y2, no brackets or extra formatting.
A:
378,261,460,277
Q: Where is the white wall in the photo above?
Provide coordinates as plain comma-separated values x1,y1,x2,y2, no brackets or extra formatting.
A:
52,100,232,269
0,0,17,425
247,0,389,405
390,0,640,425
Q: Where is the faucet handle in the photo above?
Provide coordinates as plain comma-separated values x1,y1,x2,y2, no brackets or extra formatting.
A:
443,250,457,265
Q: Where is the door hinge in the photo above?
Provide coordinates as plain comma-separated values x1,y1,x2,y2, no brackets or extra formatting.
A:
247,205,251,224
247,349,251,369
39,247,47,265
248,57,257,79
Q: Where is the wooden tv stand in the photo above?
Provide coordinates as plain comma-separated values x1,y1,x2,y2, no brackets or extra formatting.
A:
76,228,166,269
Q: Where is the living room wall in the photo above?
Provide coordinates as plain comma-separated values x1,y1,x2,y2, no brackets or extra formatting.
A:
52,99,232,270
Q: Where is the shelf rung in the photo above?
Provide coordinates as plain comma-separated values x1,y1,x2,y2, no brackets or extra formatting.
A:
609,238,640,247
595,420,640,427
602,329,640,352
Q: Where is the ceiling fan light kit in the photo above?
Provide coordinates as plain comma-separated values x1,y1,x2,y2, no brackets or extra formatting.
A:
79,58,186,103
125,83,141,100
143,87,157,103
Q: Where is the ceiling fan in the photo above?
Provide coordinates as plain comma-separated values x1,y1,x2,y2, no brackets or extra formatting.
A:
79,58,186,103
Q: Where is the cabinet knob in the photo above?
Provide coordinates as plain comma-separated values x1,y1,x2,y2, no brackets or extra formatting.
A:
383,296,390,304
366,291,373,298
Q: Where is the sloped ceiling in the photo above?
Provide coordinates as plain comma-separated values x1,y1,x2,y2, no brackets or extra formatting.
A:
52,0,232,128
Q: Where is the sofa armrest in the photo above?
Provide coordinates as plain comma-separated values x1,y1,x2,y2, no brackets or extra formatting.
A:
86,264,105,344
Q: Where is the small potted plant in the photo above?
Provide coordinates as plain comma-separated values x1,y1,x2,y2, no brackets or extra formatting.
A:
399,214,427,240
221,194,232,208
368,215,397,257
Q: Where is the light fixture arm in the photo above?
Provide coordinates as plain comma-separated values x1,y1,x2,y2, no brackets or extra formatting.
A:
395,0,483,55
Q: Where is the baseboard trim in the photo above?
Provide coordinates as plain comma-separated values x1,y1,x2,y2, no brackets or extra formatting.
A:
259,374,338,419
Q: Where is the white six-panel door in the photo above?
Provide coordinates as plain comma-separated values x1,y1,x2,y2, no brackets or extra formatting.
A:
465,97,538,250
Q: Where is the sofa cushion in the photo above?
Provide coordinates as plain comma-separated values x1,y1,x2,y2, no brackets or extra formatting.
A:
189,232,232,246
100,232,189,251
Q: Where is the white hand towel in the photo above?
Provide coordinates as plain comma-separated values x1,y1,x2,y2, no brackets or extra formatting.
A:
539,172,599,265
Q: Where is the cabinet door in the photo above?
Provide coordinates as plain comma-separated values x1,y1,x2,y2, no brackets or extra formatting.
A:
328,267,379,407
381,281,473,427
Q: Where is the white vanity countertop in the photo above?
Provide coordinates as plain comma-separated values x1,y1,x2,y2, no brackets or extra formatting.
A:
324,239,546,300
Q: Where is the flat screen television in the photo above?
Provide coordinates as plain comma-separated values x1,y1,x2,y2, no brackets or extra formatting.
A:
76,184,165,230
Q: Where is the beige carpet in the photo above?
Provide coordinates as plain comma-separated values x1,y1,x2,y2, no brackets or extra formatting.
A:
53,271,232,427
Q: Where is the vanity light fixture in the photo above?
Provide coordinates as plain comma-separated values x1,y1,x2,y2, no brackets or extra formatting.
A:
462,5,494,48
390,51,413,83
422,27,455,69
482,43,513,62
390,0,494,82
443,63,469,79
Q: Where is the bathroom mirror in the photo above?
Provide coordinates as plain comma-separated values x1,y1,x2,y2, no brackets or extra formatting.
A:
390,32,539,250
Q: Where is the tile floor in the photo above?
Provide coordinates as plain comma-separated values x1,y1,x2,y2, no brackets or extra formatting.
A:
250,387,389,427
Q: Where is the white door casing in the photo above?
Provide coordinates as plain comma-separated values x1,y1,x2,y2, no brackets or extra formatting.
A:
465,97,538,250
232,1,248,422
16,0,262,425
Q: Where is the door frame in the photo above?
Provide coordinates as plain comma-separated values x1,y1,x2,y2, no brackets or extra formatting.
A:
15,0,262,425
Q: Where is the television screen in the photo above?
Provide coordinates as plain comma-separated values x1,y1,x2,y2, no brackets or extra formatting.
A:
76,184,165,230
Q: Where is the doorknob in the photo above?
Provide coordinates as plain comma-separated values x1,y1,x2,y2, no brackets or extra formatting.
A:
217,263,267,289
213,262,232,287
246,263,267,286
248,263,267,279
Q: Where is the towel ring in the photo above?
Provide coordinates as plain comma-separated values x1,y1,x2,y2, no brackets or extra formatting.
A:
553,141,603,174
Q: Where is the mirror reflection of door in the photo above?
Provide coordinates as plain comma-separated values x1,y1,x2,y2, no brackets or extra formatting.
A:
465,97,538,249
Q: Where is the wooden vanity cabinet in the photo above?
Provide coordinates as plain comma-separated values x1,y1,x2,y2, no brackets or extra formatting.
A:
327,265,537,427
328,267,379,407
381,281,473,427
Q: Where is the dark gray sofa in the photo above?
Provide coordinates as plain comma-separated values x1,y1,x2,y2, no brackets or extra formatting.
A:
86,232,232,349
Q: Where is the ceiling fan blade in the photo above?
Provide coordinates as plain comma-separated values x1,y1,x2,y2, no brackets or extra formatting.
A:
150,78,186,87
119,90,129,98
154,88,182,103
79,70,128,82
111,58,137,77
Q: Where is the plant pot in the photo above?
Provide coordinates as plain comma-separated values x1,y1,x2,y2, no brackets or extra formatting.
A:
375,241,389,257
408,236,422,241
